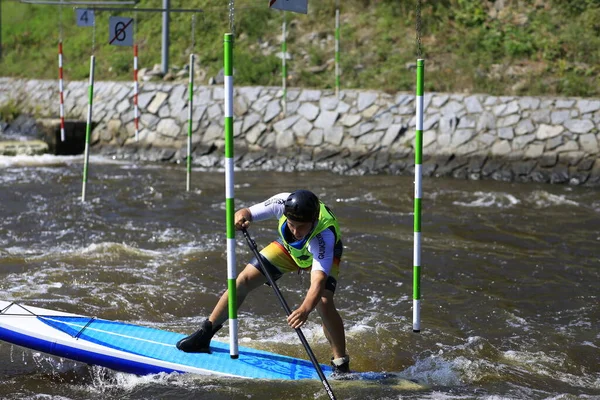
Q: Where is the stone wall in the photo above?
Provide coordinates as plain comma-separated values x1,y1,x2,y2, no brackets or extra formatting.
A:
1,77,599,186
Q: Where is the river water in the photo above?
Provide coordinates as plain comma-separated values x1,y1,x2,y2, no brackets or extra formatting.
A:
0,154,598,400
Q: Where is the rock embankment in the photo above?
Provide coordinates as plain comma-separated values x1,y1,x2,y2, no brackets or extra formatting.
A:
0,77,599,186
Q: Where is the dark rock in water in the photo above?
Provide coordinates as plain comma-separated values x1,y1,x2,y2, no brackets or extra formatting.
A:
577,158,595,171
512,160,537,177
136,147,165,162
159,148,176,162
587,174,600,186
550,165,569,184
491,169,513,182
482,159,504,177
388,160,407,175
2,114,39,138
435,156,468,177
422,162,437,177
194,154,220,168
530,169,551,183
452,167,469,180
569,172,589,185
468,155,487,173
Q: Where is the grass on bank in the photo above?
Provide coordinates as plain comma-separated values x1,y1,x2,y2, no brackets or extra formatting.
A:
0,99,21,123
0,0,599,97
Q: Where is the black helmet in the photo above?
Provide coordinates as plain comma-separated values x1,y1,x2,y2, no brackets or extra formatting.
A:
284,190,320,222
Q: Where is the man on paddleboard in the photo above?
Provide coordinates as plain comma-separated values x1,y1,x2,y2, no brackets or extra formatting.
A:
176,189,350,375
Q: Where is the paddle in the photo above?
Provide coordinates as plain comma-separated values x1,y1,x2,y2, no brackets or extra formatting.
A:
241,228,337,400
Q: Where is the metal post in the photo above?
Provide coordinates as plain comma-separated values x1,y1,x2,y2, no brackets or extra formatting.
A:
161,0,169,75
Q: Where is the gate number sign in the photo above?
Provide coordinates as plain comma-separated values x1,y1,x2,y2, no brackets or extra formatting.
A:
76,9,95,27
269,0,308,14
109,16,134,47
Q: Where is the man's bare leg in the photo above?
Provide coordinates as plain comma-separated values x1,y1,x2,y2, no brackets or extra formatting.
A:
208,263,267,327
177,263,270,353
316,290,347,359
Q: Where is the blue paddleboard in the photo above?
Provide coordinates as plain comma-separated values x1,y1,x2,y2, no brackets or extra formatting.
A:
0,300,332,380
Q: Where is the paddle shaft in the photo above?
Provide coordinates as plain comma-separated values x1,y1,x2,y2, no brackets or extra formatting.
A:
241,228,337,400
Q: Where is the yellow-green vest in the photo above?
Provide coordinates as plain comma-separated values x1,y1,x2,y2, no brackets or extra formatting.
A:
277,202,341,268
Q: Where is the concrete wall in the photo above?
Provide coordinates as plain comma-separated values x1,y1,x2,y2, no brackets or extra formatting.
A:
1,77,599,185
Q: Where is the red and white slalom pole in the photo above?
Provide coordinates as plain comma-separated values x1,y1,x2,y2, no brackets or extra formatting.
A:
58,41,66,142
133,44,139,141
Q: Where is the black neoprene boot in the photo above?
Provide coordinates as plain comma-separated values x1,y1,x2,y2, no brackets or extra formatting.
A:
331,355,351,376
176,319,222,353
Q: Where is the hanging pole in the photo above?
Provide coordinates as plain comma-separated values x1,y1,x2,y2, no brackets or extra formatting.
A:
413,59,424,333
186,15,196,191
81,55,95,202
58,42,66,142
186,53,194,192
223,32,238,359
281,13,287,115
412,0,424,334
82,19,96,202
58,0,66,142
133,5,139,142
133,44,139,141
335,6,340,98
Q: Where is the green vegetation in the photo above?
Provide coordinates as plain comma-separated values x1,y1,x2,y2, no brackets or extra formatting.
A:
0,99,21,123
1,0,599,96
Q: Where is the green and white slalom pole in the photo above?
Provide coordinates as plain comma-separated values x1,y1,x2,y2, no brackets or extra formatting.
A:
81,55,95,203
335,7,340,98
186,53,195,192
224,33,238,359
281,15,287,115
413,59,424,333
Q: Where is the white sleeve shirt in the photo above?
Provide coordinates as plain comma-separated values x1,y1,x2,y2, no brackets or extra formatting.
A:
306,229,336,276
248,192,290,222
